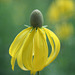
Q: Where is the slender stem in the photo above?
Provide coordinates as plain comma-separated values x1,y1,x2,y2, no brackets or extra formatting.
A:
37,71,39,75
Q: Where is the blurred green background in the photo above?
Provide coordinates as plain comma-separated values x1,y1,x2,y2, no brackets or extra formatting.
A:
0,0,75,75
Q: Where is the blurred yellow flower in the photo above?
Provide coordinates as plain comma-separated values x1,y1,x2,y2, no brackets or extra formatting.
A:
55,23,74,40
47,4,60,22
47,0,74,22
9,9,60,75
56,0,74,16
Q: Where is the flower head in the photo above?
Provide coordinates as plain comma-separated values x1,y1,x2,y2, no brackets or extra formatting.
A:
9,9,60,75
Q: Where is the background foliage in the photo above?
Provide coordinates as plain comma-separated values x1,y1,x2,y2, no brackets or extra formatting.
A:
0,0,75,75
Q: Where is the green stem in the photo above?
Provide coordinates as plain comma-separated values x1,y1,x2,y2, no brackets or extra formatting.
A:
37,71,39,75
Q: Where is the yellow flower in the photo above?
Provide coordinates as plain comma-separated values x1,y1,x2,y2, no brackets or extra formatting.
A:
55,23,74,40
56,0,74,14
47,4,60,22
47,0,74,22
9,9,60,75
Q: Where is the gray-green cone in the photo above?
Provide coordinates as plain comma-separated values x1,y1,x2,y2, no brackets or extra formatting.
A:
30,9,43,28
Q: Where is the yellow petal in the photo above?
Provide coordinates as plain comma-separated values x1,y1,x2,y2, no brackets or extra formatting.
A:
33,28,48,71
17,45,28,71
11,57,16,71
43,28,60,66
10,27,32,70
43,28,55,58
9,27,32,57
22,28,36,70
31,71,36,75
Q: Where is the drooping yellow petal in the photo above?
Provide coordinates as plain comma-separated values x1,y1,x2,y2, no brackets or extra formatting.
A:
33,28,48,71
11,57,16,71
10,27,32,71
31,71,36,75
22,28,36,70
41,28,46,40
9,27,32,57
17,44,29,71
42,28,54,58
43,28,60,66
